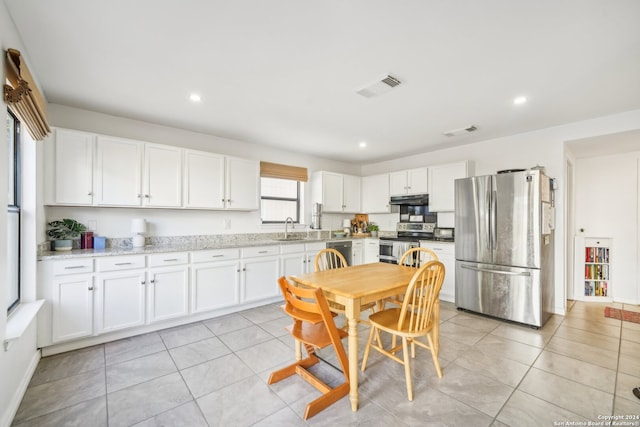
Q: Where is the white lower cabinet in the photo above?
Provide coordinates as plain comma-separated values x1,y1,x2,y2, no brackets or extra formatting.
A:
352,240,364,265
95,255,146,334
241,246,280,302
364,238,380,264
52,274,95,343
190,249,240,313
147,253,189,323
420,241,455,302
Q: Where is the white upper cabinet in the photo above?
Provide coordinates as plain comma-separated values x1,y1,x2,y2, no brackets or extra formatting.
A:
225,156,259,210
95,136,143,206
48,128,95,205
311,171,361,213
144,143,182,207
361,173,390,213
389,167,429,196
428,161,469,212
183,150,225,209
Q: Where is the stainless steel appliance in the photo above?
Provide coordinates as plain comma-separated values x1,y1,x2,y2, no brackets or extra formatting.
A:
434,227,454,242
454,169,554,328
389,194,437,224
379,222,435,264
326,240,353,266
311,203,322,229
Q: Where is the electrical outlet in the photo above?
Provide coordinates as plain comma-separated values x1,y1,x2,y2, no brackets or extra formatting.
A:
224,219,231,230
88,220,97,231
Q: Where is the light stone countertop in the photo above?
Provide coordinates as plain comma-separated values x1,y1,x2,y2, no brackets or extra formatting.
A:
36,232,385,260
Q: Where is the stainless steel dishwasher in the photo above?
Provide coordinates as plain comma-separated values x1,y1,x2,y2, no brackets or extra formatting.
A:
326,240,353,266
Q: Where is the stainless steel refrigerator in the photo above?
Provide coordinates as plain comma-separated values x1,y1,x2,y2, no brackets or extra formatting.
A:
454,170,554,328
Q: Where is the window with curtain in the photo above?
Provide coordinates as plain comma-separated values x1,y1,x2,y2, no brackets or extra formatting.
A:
7,110,21,312
260,161,308,224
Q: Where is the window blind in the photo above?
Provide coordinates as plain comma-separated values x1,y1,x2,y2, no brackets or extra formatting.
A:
260,161,308,182
4,48,51,141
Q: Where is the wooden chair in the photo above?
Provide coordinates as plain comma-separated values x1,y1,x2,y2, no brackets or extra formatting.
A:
314,248,377,321
361,260,446,401
268,276,350,420
386,247,439,307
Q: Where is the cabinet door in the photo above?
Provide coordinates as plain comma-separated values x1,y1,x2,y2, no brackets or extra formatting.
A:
144,143,182,207
362,174,390,213
421,242,455,302
52,275,94,342
95,136,143,206
53,129,95,205
96,271,146,333
389,171,408,196
281,252,306,278
429,162,468,212
322,172,344,212
352,242,364,266
226,157,259,210
148,267,189,322
183,150,225,209
364,239,380,264
191,260,240,313
241,256,279,302
342,174,361,213
407,168,429,194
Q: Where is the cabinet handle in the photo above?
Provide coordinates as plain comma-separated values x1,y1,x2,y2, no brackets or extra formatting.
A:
221,199,225,202
88,286,94,291
64,266,86,269
258,251,268,254
242,267,246,272
236,268,240,272
211,254,224,258
115,262,133,266
87,191,93,196
137,194,142,198
141,280,146,285
163,258,179,262
227,199,231,203
150,279,155,284
145,194,150,198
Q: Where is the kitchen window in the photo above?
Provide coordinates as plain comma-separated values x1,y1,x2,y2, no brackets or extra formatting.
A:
260,177,300,223
7,110,21,313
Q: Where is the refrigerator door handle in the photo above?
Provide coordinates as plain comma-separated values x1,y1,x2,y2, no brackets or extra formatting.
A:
461,264,531,277
490,189,497,253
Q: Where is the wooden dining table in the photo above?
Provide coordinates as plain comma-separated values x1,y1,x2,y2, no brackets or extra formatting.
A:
289,262,417,412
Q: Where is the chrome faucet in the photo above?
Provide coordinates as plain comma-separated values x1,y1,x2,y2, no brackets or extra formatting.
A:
284,217,295,239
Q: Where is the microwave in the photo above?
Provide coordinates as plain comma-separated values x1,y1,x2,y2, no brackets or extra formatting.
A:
433,227,454,241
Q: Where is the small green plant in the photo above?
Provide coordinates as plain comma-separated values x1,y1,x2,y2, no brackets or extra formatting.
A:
47,218,87,240
368,224,379,232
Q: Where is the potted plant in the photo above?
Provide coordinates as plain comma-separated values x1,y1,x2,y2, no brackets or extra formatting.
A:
368,224,379,237
47,218,87,251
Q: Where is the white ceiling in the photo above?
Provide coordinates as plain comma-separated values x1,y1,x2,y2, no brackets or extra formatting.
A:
5,0,640,163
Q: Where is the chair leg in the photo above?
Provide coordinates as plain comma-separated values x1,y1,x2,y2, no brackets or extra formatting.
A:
402,336,413,401
426,333,442,378
361,325,376,371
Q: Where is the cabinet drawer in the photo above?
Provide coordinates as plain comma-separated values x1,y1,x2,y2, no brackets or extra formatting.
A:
191,248,239,263
421,242,455,257
53,258,94,275
98,255,146,272
305,242,326,252
242,245,279,258
148,252,189,267
280,243,305,254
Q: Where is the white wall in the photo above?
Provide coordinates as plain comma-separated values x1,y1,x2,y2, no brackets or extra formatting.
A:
574,152,639,303
0,2,42,426
362,109,640,313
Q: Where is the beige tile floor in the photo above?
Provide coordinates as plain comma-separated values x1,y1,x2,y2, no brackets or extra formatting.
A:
11,301,640,426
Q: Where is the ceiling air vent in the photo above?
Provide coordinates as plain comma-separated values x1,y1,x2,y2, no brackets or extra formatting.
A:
443,125,478,137
356,74,402,98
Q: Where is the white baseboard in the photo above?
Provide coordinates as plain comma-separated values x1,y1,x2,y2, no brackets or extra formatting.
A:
1,349,41,427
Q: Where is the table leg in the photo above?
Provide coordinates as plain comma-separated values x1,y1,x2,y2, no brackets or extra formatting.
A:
345,299,361,411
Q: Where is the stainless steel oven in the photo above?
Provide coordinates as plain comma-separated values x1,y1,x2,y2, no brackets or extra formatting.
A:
379,222,436,264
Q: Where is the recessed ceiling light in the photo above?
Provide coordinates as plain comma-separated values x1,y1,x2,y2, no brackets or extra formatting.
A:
189,93,202,102
359,141,367,148
513,96,527,105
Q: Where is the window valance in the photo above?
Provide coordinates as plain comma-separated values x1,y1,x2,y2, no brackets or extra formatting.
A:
260,161,308,182
4,48,50,141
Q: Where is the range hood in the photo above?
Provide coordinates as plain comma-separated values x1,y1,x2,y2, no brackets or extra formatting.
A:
389,194,429,205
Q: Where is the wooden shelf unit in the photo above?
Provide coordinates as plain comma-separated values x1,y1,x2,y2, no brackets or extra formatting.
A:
574,236,611,301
